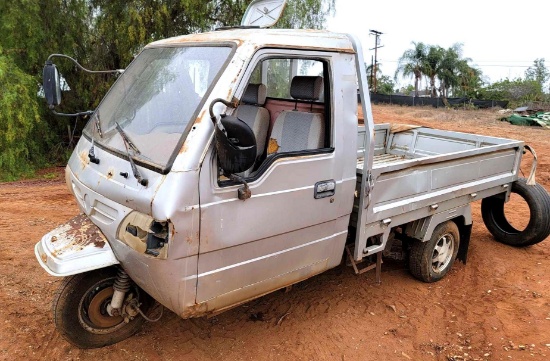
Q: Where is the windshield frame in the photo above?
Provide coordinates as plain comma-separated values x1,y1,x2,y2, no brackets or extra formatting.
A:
82,42,237,174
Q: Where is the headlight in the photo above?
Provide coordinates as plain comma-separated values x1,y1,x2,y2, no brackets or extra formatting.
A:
118,212,170,258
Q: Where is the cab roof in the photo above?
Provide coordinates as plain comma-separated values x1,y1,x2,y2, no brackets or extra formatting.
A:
147,28,356,54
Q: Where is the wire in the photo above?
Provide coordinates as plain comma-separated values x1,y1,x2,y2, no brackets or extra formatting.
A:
136,303,164,322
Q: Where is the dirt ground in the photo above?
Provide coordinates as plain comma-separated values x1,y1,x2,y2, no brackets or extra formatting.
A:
1,104,549,361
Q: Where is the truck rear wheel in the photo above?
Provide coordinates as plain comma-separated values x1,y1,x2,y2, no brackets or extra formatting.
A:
409,221,460,282
481,178,550,247
52,267,154,349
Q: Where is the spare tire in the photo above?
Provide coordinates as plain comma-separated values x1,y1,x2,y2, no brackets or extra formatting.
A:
481,178,550,247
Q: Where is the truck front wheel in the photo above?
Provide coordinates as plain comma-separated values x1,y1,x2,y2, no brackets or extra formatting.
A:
52,267,154,348
409,221,460,282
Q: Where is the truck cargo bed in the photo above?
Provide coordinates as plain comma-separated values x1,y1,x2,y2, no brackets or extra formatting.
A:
352,123,524,260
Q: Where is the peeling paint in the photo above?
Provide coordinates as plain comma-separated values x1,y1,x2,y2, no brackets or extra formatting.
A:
78,150,89,170
47,214,108,257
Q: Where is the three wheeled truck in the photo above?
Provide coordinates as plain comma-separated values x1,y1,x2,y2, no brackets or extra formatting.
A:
36,0,550,348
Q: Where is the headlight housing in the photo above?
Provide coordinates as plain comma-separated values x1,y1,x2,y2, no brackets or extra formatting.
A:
118,212,170,258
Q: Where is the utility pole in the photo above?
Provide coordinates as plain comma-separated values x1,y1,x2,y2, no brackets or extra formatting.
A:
370,55,374,89
369,29,383,93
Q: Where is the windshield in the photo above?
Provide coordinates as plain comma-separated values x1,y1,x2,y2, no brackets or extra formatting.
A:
84,46,233,169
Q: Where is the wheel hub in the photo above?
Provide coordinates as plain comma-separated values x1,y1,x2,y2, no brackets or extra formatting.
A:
431,233,454,273
87,287,123,328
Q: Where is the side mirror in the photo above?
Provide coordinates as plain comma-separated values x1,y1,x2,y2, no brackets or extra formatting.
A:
214,115,257,174
43,61,62,108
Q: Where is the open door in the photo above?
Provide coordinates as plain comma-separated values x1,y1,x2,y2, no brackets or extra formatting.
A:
241,0,287,28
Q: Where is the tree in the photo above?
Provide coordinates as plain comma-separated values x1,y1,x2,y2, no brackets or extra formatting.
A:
375,75,395,95
454,62,483,98
277,0,335,29
0,0,334,180
422,45,445,98
524,58,549,92
482,78,543,106
437,44,483,98
0,49,47,180
0,0,91,180
399,84,415,96
395,42,428,97
438,43,463,98
366,63,382,91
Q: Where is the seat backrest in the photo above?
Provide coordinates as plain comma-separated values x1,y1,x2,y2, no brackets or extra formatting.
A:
268,76,325,154
235,83,270,159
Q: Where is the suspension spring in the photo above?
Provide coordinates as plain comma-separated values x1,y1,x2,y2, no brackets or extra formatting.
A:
113,268,131,293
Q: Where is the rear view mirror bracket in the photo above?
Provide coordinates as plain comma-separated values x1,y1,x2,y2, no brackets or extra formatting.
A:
42,53,124,117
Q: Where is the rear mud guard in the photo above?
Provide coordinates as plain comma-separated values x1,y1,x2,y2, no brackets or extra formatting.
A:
35,214,119,276
456,223,472,264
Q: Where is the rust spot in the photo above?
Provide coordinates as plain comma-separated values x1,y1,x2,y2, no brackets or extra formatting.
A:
185,235,193,244
194,109,206,124
107,167,115,179
179,142,189,154
40,254,47,263
267,138,280,154
180,302,208,318
51,236,57,242
94,240,106,248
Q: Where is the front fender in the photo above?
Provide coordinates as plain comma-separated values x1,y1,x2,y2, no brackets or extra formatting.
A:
35,214,119,277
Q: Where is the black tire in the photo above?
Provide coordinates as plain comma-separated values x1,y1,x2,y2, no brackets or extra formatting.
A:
481,178,550,247
52,267,154,349
409,221,460,283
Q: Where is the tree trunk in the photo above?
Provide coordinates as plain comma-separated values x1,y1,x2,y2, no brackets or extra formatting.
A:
430,76,437,98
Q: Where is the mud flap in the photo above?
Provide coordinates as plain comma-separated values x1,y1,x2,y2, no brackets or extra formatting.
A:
456,223,472,264
35,214,119,276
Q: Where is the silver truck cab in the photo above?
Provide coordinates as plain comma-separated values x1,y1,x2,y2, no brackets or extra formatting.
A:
37,28,363,321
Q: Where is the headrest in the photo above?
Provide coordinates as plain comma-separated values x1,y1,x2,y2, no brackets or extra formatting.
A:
290,76,323,101
242,83,267,105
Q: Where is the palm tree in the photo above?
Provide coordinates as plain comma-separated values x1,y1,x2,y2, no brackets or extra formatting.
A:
395,42,427,97
438,43,465,98
423,45,445,98
438,43,483,98
456,63,483,98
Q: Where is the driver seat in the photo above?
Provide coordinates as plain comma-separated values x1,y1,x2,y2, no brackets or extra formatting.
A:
235,83,270,161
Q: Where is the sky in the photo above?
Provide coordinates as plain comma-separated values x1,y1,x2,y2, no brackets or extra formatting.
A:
326,0,550,89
